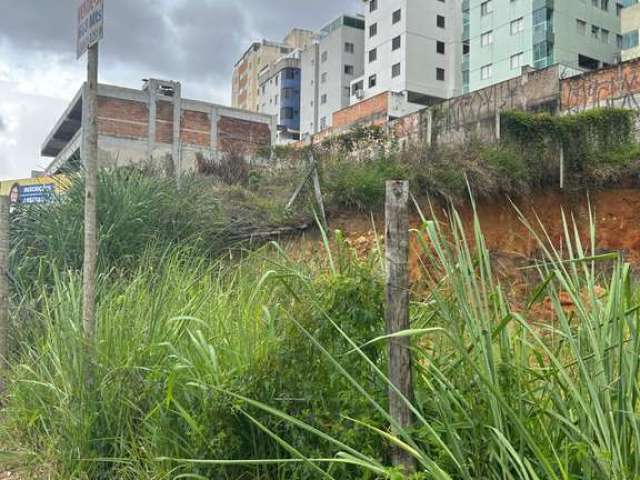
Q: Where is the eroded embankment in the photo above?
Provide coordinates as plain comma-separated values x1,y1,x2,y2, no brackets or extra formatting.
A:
292,189,640,279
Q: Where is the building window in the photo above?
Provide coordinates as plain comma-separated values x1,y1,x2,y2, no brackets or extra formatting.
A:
510,52,524,69
510,17,524,35
369,0,378,12
481,30,493,47
392,35,401,50
481,1,493,15
369,48,377,62
392,9,401,24
624,30,640,49
481,64,492,80
436,41,445,54
368,74,377,88
436,68,445,81
321,72,327,83
576,19,586,35
369,23,378,37
591,25,599,40
601,0,609,11
320,116,327,130
618,34,625,49
345,42,355,53
344,65,354,75
392,63,401,77
437,15,445,28
352,80,364,95
321,51,328,63
320,94,327,104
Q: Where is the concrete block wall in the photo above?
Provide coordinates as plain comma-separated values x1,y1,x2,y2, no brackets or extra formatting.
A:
561,57,640,113
92,87,273,174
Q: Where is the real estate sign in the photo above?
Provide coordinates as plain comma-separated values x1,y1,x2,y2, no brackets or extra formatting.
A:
77,0,104,59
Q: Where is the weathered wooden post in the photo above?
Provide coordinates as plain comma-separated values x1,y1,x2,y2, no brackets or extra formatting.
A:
559,144,565,190
0,196,9,367
385,180,415,474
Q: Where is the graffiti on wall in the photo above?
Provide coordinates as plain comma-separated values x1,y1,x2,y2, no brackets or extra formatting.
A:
561,58,640,113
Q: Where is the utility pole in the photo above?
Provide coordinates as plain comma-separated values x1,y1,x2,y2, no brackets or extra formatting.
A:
385,180,416,474
82,42,99,348
77,0,104,354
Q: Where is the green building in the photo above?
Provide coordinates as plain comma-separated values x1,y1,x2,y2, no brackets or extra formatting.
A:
465,0,625,93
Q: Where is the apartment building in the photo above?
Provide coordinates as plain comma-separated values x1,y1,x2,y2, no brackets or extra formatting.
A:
300,14,366,137
468,0,624,92
259,51,303,142
231,28,314,112
354,0,463,108
622,1,640,60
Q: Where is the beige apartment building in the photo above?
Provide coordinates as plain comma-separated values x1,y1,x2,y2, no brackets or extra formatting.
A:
232,28,314,112
622,2,640,61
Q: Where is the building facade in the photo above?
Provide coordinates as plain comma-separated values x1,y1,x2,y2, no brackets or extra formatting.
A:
300,14,366,137
42,79,276,175
356,0,463,107
259,52,303,142
622,1,640,60
468,0,624,92
232,29,314,113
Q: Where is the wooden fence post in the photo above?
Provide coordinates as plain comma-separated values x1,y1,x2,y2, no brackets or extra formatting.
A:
0,196,8,368
385,180,415,474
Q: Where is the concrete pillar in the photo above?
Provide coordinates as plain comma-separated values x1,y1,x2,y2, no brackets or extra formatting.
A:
210,105,219,163
147,79,158,163
495,111,501,141
426,109,433,147
172,81,182,176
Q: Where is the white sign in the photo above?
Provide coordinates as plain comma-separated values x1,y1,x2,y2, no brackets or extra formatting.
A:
77,0,104,59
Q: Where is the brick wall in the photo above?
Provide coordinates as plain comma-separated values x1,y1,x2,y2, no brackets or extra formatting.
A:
333,92,389,130
218,116,271,154
97,97,148,140
96,95,272,154
561,57,640,112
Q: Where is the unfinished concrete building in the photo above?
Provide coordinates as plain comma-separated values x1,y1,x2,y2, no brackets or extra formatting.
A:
42,79,276,175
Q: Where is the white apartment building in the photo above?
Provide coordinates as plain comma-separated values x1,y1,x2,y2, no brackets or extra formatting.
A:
468,0,624,92
300,14,366,137
354,0,463,107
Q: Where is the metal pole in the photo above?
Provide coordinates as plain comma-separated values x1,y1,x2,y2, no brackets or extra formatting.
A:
384,180,415,474
0,196,9,368
82,43,99,347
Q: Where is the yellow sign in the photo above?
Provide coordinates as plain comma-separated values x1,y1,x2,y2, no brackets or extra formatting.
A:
0,175,70,204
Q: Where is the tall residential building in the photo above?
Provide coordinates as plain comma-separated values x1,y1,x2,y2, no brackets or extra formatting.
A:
622,1,640,60
468,0,624,92
300,14,366,137
355,0,463,107
259,51,303,142
231,29,314,113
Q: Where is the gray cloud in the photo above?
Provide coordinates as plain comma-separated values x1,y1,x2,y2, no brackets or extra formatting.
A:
0,0,361,179
0,1,360,90
0,115,5,132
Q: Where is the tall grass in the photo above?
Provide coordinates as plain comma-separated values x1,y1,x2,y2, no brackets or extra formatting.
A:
4,193,640,479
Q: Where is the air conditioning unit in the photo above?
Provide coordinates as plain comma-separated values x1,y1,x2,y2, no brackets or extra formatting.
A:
355,89,365,100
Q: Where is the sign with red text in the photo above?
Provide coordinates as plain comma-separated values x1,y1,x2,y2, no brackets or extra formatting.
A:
77,0,104,59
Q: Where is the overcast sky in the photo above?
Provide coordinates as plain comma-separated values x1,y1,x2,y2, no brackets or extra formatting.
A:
0,0,360,180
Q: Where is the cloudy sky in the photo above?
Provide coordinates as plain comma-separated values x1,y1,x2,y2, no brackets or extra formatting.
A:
0,0,360,180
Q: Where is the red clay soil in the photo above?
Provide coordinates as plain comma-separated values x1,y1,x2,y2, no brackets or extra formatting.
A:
297,189,640,279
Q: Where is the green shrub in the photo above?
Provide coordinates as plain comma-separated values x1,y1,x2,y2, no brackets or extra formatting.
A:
323,157,408,211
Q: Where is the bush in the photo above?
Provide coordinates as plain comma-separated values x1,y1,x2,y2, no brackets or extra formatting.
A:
323,157,408,211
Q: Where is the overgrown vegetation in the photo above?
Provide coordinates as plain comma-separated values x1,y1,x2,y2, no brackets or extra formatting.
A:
3,107,640,478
